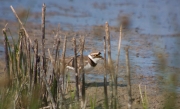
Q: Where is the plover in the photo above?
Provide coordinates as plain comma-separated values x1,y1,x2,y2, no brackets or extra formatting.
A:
66,52,103,72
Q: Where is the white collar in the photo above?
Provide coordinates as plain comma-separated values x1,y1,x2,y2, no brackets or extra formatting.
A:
88,55,97,64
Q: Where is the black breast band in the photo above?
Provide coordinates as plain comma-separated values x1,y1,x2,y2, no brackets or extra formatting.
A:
88,57,97,67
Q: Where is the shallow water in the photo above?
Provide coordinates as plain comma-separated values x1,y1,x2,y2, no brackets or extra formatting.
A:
1,0,180,34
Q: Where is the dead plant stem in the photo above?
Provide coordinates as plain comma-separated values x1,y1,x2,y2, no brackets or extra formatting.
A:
43,74,57,109
10,5,32,45
80,36,85,107
41,3,46,74
2,27,10,80
104,36,109,109
73,37,79,101
125,47,132,109
105,22,112,66
61,36,67,92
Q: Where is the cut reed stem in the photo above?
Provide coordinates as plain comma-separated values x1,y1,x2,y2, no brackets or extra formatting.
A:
42,3,46,74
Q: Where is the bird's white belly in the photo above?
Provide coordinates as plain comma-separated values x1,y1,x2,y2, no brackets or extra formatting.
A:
84,63,94,72
66,63,94,73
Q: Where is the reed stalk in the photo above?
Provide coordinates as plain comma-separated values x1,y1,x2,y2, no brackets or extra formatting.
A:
105,22,112,67
33,39,38,85
40,4,49,108
61,36,67,92
80,36,86,108
49,40,66,108
54,37,67,108
10,6,32,45
54,39,60,68
28,37,32,90
19,29,32,90
48,49,58,103
103,36,109,109
115,24,122,80
105,22,115,109
114,24,123,109
54,39,60,104
125,47,132,109
42,3,46,75
53,38,60,78
10,5,34,76
2,27,10,80
73,37,79,101
43,74,57,109
139,84,149,109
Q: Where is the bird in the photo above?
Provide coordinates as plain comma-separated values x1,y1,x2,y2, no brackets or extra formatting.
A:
62,52,103,93
65,51,104,73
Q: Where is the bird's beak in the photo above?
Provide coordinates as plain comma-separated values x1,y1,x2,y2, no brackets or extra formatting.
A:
100,55,104,59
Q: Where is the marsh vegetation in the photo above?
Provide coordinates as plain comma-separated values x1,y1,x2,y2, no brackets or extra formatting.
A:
0,3,180,109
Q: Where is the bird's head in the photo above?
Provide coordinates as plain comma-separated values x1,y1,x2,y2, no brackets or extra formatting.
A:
89,52,104,63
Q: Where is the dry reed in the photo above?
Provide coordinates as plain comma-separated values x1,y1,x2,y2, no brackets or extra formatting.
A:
125,47,132,109
103,36,109,109
42,3,46,75
2,26,10,80
105,22,112,66
73,37,79,101
80,36,86,108
61,36,67,92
